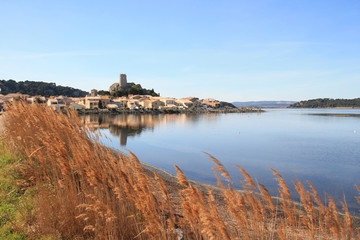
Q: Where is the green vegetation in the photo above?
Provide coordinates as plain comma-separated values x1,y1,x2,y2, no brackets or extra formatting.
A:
289,98,360,108
219,101,236,108
0,79,88,97
110,83,159,97
97,90,110,96
0,142,30,239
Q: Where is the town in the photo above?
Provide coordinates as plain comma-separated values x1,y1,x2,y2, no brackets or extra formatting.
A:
0,74,236,112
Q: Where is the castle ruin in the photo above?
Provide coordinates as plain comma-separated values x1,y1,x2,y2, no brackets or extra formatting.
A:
109,73,131,94
119,74,127,88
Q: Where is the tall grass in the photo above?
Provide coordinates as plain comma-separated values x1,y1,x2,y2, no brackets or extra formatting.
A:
2,101,360,239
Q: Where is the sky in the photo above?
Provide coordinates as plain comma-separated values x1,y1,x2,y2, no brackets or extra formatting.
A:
1,0,360,102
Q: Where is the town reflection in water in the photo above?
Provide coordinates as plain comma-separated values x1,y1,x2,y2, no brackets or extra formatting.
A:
80,113,218,146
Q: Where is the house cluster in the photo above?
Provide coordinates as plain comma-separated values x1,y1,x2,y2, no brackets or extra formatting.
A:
0,92,78,111
0,90,221,111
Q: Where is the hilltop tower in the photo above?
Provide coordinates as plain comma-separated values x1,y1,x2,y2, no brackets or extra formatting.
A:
119,74,127,88
109,73,129,93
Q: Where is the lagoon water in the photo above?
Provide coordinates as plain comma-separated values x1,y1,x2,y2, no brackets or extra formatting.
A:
81,109,360,213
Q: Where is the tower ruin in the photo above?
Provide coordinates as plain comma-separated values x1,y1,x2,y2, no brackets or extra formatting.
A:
119,74,127,88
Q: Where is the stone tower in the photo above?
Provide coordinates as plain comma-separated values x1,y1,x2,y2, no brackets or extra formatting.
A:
109,74,128,94
119,74,127,88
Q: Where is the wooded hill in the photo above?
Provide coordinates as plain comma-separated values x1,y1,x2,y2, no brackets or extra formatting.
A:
0,79,88,97
101,83,159,97
289,98,360,108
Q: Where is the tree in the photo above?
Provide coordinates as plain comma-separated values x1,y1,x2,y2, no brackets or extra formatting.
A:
0,79,88,97
289,98,360,108
98,100,103,109
98,90,110,96
34,97,45,104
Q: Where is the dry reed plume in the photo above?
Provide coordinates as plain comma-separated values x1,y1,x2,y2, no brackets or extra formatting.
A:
2,101,360,239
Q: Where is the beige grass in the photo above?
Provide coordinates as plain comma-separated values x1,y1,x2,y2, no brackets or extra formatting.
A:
2,101,360,239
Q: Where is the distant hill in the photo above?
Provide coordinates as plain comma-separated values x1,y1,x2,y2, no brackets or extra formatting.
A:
107,82,159,97
219,101,236,108
289,98,360,108
0,79,88,97
232,101,296,108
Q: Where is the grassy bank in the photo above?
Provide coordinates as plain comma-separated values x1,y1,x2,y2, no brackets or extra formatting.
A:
0,142,29,239
1,101,360,239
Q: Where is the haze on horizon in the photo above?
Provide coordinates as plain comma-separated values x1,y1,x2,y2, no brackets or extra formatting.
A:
0,0,359,102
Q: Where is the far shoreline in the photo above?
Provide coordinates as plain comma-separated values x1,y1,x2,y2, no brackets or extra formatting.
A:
75,107,264,115
286,107,360,109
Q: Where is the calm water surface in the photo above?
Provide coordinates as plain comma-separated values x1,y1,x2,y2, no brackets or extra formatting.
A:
81,109,360,213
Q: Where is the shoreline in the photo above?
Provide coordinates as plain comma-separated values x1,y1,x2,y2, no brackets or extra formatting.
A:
110,147,222,192
140,156,360,221
287,107,360,109
124,150,360,221
140,160,223,192
75,107,264,115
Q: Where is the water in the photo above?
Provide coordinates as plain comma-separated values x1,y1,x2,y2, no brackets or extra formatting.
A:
80,109,360,214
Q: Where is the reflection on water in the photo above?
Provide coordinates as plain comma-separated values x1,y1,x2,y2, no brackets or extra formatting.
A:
80,110,360,214
81,114,153,146
80,113,216,146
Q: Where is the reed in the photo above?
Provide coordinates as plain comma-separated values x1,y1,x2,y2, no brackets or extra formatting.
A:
2,101,359,239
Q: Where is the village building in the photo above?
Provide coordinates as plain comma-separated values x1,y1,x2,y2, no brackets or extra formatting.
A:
127,99,140,109
180,97,202,108
112,97,127,108
129,94,143,100
100,95,111,107
85,96,101,109
174,100,186,108
140,99,165,109
5,93,30,102
151,100,166,109
73,97,86,106
139,99,151,108
105,103,119,109
47,97,66,111
26,96,46,104
56,96,75,107
202,98,220,108
69,102,85,110
179,99,193,108
184,97,199,102
161,104,178,110
160,98,176,106
84,90,110,109
68,97,85,105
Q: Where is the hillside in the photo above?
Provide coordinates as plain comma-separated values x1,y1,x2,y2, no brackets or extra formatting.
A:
232,101,296,108
289,98,360,108
107,82,159,97
0,79,88,97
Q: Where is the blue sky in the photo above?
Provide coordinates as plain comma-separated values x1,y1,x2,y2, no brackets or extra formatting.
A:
1,0,359,102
